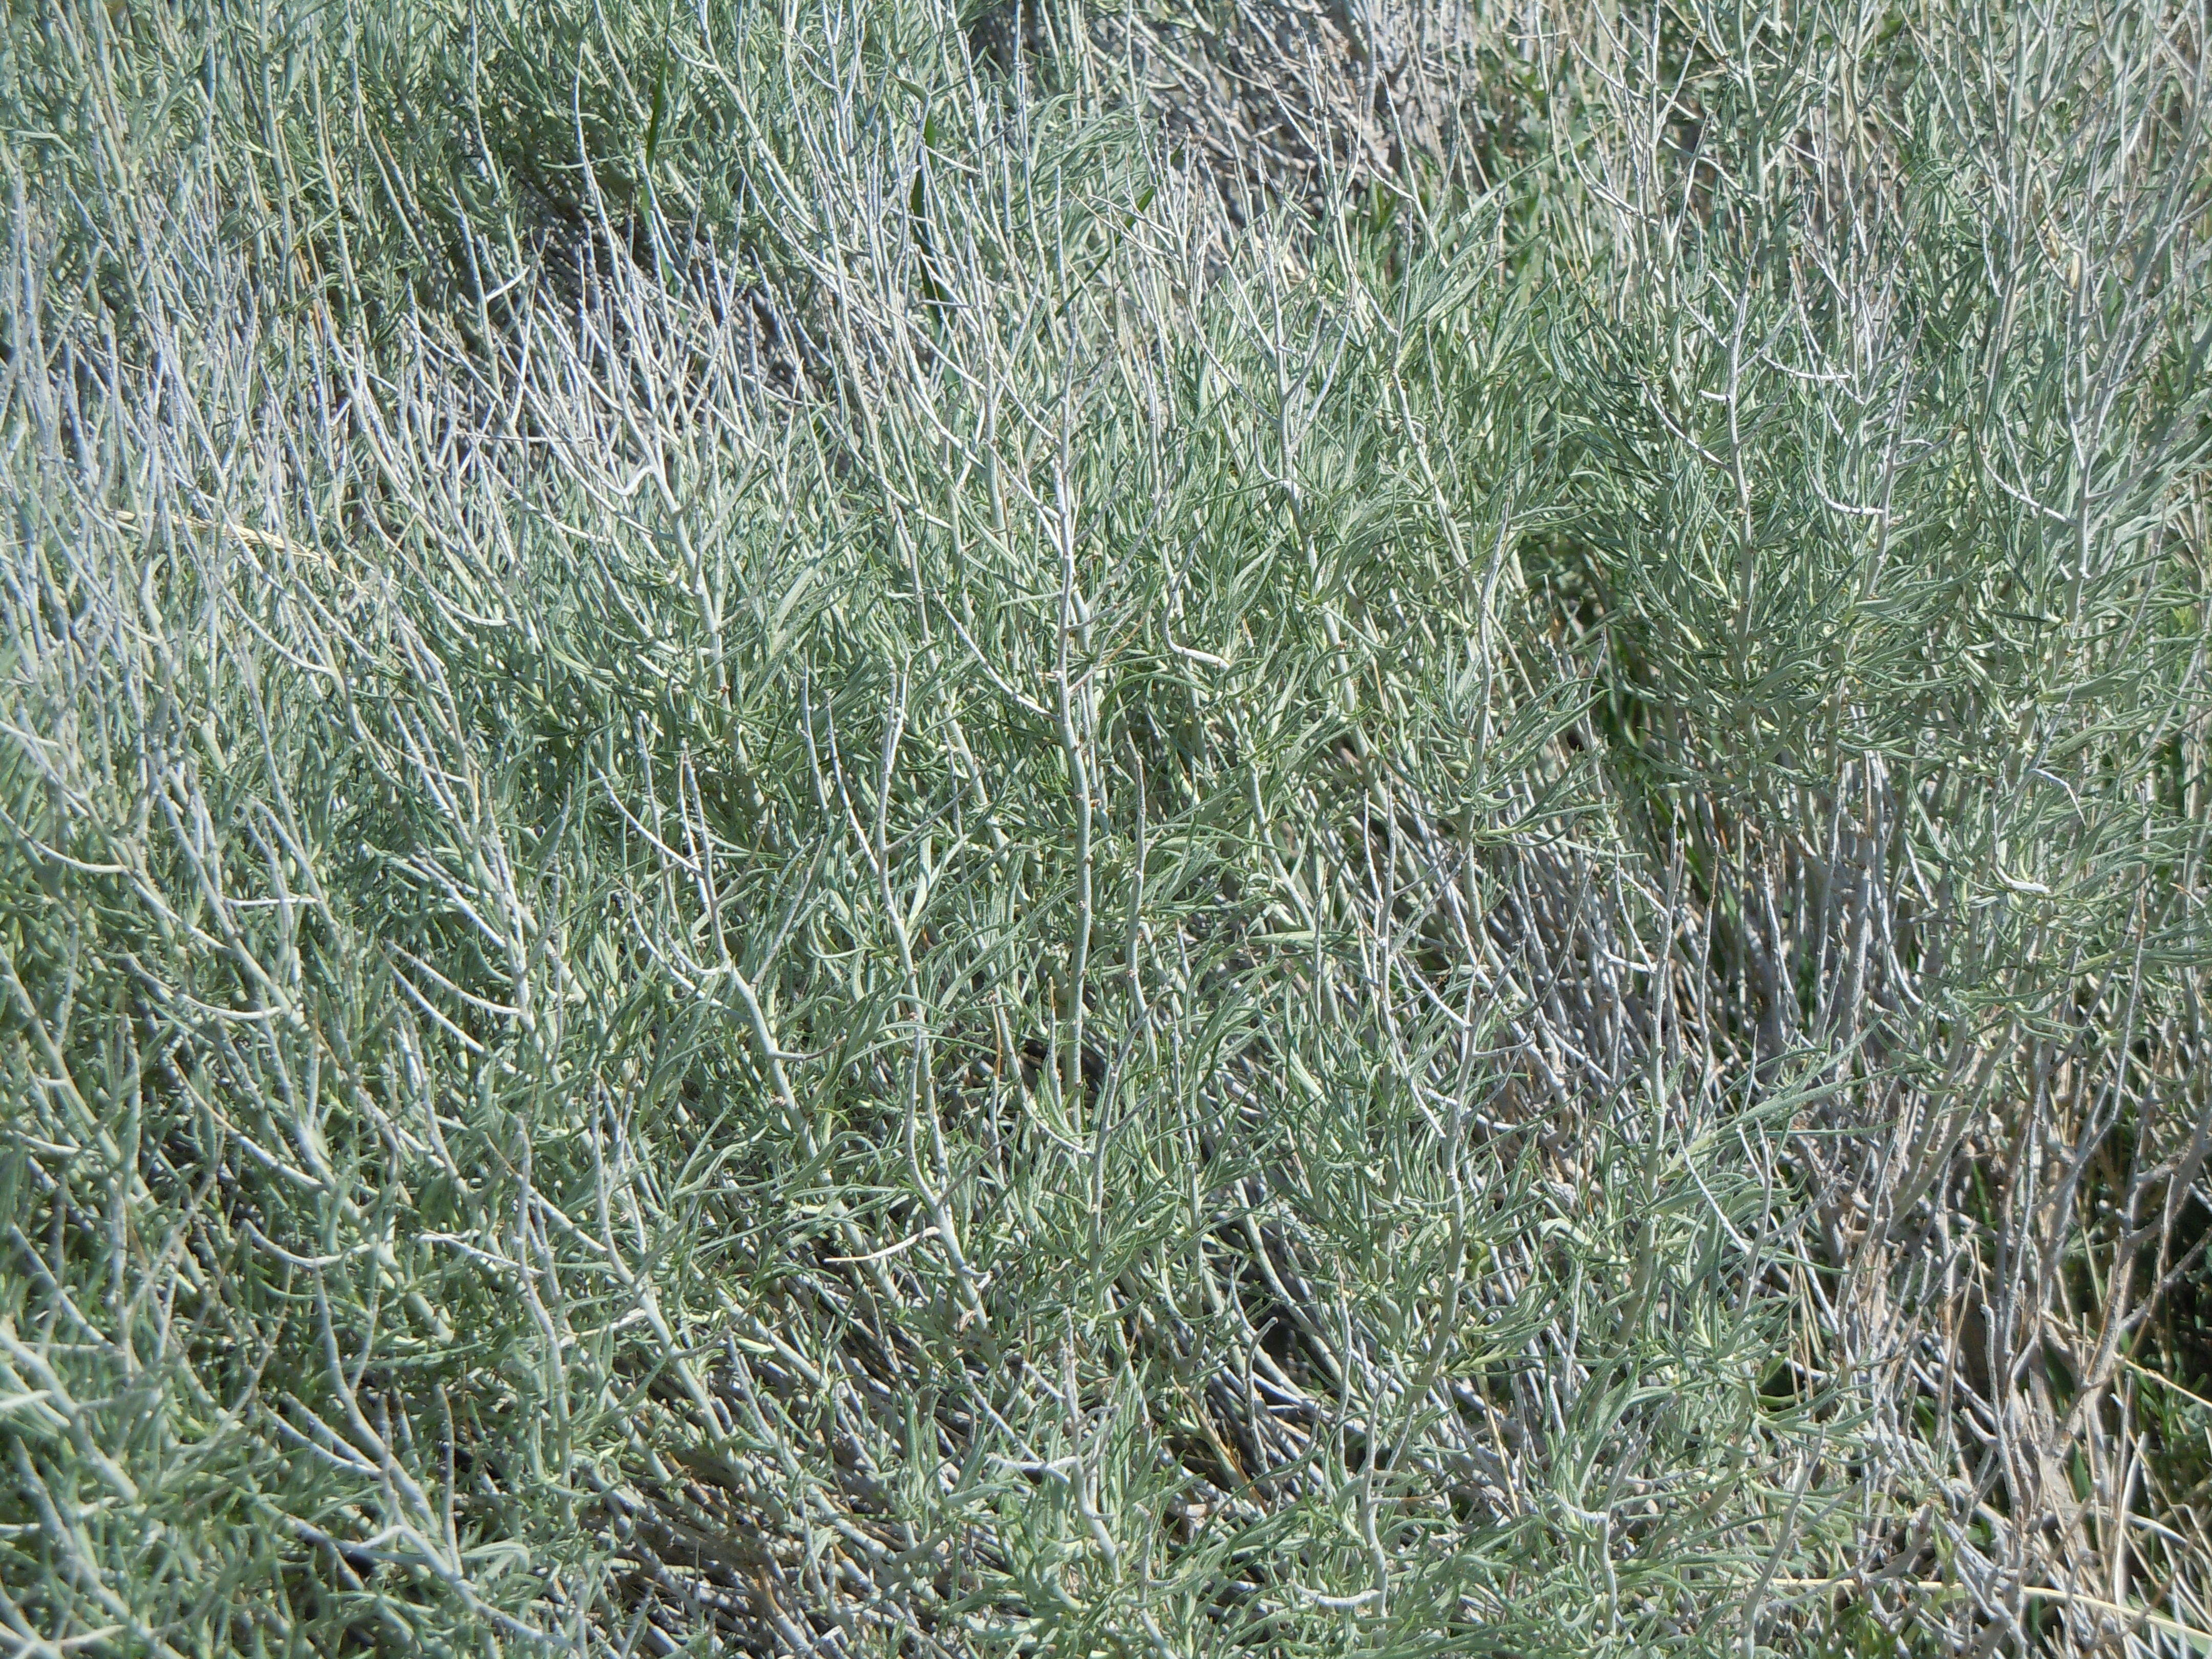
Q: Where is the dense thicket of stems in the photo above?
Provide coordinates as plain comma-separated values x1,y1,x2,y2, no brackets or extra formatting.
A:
3,0,2208,1652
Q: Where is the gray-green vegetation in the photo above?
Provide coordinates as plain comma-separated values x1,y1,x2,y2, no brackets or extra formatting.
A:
3,0,2209,1651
